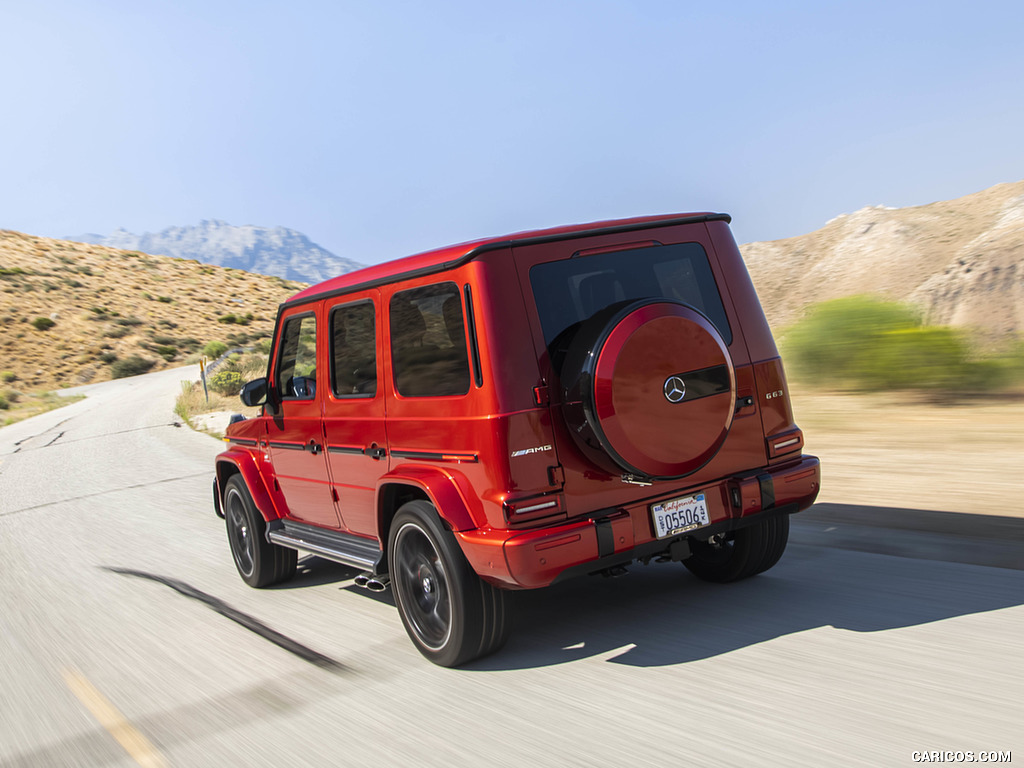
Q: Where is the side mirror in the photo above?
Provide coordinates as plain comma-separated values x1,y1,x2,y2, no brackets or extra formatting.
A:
240,377,268,407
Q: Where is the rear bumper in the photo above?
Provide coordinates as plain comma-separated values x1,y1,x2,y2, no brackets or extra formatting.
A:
455,455,820,589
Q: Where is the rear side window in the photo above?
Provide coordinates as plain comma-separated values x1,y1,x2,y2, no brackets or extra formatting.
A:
276,313,318,399
390,282,470,397
530,242,732,371
330,301,377,397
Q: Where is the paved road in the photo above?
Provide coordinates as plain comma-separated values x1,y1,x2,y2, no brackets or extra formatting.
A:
1,369,1021,767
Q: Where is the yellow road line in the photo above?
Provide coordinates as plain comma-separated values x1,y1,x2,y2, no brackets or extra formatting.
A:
62,669,168,768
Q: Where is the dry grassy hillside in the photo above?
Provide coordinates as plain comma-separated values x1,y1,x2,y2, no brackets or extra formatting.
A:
741,180,1024,340
0,230,305,389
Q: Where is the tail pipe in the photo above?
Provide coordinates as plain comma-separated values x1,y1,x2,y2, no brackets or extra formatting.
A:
354,572,390,592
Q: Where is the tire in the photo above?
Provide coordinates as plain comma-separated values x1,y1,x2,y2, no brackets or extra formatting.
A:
223,475,297,588
559,299,735,480
683,513,790,583
388,500,511,667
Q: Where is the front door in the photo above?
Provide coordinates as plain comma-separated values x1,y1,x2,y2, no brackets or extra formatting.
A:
266,307,340,529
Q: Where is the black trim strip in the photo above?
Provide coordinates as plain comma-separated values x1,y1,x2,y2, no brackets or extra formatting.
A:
758,473,776,509
668,364,732,404
281,214,732,311
594,517,614,558
268,441,305,451
464,283,483,387
327,445,365,455
212,478,224,519
391,450,479,462
227,437,258,447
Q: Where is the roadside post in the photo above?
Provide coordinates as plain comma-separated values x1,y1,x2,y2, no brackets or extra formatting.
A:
200,357,209,403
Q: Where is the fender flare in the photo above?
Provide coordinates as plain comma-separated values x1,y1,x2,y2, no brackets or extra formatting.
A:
215,449,282,522
377,464,480,532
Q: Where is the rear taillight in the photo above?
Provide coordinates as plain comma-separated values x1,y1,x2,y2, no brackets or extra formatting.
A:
503,493,566,524
767,428,804,459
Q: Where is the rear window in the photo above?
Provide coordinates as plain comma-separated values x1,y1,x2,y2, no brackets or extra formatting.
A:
389,282,471,397
530,242,732,371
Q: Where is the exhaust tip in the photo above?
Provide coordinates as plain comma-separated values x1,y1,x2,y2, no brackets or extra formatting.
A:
353,573,371,588
365,576,390,592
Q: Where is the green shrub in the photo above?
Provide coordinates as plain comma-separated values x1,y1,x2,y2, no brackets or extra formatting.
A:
104,326,131,338
140,342,178,361
217,312,253,326
0,395,8,410
783,296,1018,393
1,371,16,383
209,370,244,396
115,316,143,326
111,356,156,379
3,390,20,403
867,326,970,390
32,317,55,331
157,296,173,303
99,352,118,364
203,340,228,359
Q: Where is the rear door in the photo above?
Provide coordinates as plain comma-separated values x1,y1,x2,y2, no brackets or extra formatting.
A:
266,305,340,528
322,291,388,537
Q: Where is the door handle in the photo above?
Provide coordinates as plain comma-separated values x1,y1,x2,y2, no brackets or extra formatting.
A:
307,440,322,455
363,445,386,460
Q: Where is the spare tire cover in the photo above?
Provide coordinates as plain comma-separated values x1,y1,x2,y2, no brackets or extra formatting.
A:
561,299,736,480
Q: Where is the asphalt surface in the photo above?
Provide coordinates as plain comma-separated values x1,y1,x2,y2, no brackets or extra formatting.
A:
1,368,1020,767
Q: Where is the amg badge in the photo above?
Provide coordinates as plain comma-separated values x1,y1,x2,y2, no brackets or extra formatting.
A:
510,444,553,458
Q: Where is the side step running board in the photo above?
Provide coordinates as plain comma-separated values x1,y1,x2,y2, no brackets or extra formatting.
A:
267,520,383,572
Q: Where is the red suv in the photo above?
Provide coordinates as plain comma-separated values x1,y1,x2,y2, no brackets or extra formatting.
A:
214,213,820,666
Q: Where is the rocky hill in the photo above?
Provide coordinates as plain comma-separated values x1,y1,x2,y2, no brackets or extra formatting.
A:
0,231,303,389
740,180,1024,340
71,220,365,284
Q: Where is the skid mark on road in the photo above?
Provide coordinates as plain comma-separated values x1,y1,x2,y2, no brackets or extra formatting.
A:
6,421,183,456
0,472,211,517
63,669,168,768
43,431,66,447
103,567,346,673
6,415,76,455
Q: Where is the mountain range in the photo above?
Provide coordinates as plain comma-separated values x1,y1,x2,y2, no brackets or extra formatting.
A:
3,179,1021,391
71,220,365,284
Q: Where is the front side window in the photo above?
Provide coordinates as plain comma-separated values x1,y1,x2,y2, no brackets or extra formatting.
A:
530,242,733,373
330,301,377,397
275,313,318,399
390,282,470,397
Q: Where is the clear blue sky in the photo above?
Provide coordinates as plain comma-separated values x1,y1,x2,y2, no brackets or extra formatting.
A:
3,1,1022,264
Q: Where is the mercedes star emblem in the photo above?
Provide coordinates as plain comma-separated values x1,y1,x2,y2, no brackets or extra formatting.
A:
663,375,686,403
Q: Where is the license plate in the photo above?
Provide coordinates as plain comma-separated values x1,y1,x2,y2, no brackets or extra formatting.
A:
651,493,710,538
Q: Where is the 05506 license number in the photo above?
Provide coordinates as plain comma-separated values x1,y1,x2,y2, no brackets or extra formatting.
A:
651,493,710,539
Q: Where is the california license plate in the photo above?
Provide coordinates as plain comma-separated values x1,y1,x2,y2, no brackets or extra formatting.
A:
651,493,710,538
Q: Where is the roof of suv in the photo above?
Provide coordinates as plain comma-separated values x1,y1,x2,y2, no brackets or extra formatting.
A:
284,211,731,308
